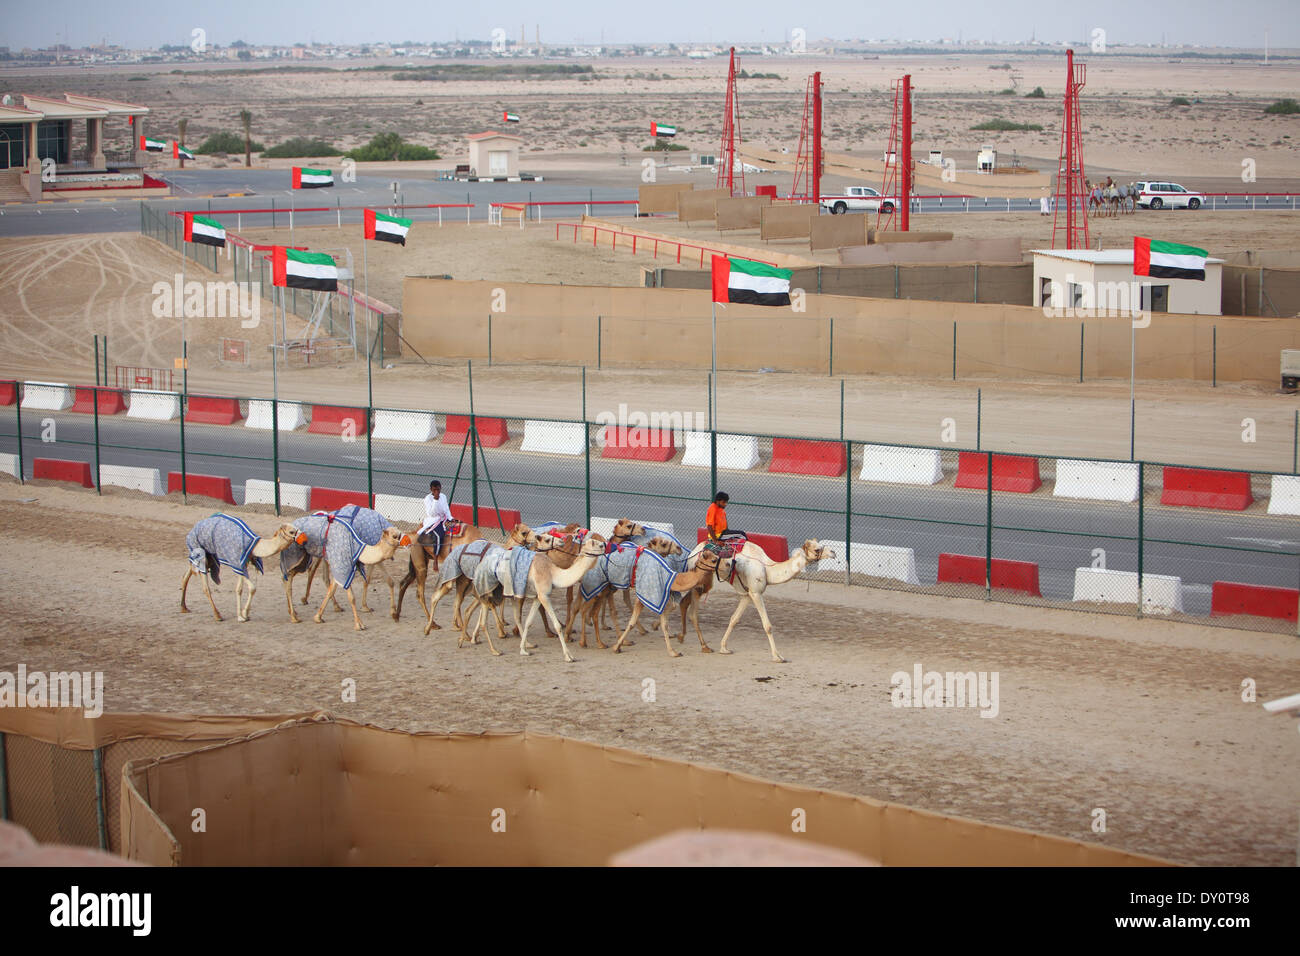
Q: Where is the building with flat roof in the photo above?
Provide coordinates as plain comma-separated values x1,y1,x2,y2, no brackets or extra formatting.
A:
1032,247,1223,317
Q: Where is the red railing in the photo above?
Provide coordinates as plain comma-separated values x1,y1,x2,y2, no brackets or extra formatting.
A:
553,221,777,268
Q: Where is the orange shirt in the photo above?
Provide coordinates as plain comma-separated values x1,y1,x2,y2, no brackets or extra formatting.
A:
706,502,727,538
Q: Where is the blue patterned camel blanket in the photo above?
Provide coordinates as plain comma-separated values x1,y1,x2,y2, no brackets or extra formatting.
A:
470,544,510,602
187,513,262,584
322,505,395,590
280,513,331,580
578,544,676,616
437,539,499,587
496,546,535,598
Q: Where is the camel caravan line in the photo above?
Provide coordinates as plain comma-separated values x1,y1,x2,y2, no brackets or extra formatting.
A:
180,509,834,662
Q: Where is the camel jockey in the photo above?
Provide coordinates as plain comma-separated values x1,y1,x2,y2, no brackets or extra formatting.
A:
706,492,746,545
417,479,453,568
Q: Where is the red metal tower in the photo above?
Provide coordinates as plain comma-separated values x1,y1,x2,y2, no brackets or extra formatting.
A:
791,72,822,203
717,47,744,196
1052,49,1089,249
878,75,912,231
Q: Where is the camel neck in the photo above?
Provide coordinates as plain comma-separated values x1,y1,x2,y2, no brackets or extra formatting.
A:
764,550,808,586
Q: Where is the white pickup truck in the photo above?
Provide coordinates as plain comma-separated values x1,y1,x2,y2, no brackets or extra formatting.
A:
819,186,896,215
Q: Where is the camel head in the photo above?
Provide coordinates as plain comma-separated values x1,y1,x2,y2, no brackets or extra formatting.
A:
275,524,309,548
646,536,682,557
611,518,644,540
801,539,834,564
579,533,607,557
507,523,535,547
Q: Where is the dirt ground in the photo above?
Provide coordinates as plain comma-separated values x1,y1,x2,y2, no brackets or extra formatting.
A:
0,480,1296,866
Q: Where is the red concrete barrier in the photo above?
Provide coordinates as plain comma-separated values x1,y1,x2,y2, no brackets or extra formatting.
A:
69,386,127,415
34,458,94,488
937,553,1042,596
1161,467,1253,511
0,382,15,406
443,415,509,448
167,471,236,504
185,395,243,425
450,502,523,531
954,452,1042,493
308,405,369,436
755,185,778,199
600,426,676,463
768,438,847,477
696,528,790,562
1211,581,1299,622
309,486,373,511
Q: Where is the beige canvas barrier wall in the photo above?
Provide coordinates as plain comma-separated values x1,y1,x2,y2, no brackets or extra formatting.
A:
810,213,870,251
760,203,819,240
841,237,1024,266
0,707,306,855
677,188,731,223
872,231,955,245
401,277,1300,382
120,714,1170,866
714,195,771,231
637,182,693,214
1222,265,1300,318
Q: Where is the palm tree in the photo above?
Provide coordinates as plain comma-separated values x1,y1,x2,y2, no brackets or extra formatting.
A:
177,118,188,168
239,109,252,168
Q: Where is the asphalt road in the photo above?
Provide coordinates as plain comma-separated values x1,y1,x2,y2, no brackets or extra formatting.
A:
1,168,1294,237
4,409,1297,617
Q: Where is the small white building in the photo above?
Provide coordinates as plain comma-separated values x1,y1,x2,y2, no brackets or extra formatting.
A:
1032,248,1223,317
466,131,522,180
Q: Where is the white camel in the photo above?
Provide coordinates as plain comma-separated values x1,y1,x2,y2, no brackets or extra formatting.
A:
715,539,835,663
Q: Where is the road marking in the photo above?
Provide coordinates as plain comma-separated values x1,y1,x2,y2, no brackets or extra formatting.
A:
1227,536,1299,549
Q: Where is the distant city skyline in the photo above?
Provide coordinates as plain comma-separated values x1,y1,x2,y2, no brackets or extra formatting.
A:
4,0,1296,52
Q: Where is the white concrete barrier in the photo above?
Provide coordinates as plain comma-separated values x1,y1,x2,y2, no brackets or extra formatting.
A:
20,381,73,411
520,420,588,455
1071,567,1184,615
1267,475,1300,516
245,400,309,431
0,452,20,479
682,432,761,470
244,478,311,511
858,445,943,485
818,541,921,585
126,388,181,421
1053,460,1140,503
372,410,438,443
374,493,426,526
100,464,164,496
590,517,677,540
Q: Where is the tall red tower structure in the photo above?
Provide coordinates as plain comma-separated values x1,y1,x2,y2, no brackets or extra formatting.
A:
791,72,823,203
878,75,912,231
717,47,744,196
1051,49,1089,249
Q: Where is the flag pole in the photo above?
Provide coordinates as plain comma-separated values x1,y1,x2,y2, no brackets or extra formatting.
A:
711,299,718,496
179,222,187,400
1129,316,1136,461
363,229,372,404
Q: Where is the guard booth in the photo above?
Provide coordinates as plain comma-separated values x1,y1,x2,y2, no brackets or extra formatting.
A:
466,131,523,180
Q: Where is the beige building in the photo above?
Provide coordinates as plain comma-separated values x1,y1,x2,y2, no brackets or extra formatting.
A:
1032,248,1223,317
466,131,523,180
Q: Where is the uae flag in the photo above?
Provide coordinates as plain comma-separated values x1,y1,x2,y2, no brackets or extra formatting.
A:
291,166,334,189
173,141,194,161
503,111,521,123
183,213,226,248
364,208,411,245
272,247,338,291
1133,237,1208,281
139,136,166,152
711,255,792,306
651,121,677,138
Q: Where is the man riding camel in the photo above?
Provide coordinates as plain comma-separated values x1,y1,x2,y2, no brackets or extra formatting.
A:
706,492,746,545
417,479,453,571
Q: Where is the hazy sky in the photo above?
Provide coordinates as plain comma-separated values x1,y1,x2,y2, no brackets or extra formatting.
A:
6,0,1294,50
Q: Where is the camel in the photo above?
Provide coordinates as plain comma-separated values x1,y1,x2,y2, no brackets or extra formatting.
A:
286,507,404,622
462,531,608,662
420,523,535,635
714,539,836,663
181,515,307,622
608,546,732,658
313,527,412,631
394,519,483,622
563,536,684,649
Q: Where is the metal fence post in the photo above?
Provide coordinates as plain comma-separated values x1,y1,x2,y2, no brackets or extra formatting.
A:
976,388,982,450
94,335,100,387
1079,323,1084,383
487,313,492,366
366,403,373,505
984,451,993,599
1293,410,1298,475
973,264,979,303
708,372,717,497
597,315,602,369
271,396,281,516
583,367,591,529
828,317,834,377
1212,325,1217,387
92,387,102,494
92,747,109,850
952,322,957,381
468,361,479,522
178,375,187,500
844,438,852,586
1137,461,1145,617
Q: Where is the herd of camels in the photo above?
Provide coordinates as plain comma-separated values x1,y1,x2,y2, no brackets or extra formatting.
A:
180,507,834,663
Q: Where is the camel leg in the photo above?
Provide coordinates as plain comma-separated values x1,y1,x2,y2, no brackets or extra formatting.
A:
482,602,507,656
237,574,257,622
689,594,712,652
536,592,574,662
198,573,222,621
180,567,194,614
458,599,486,648
303,555,323,605
284,574,302,623
612,602,649,654
717,597,752,655
423,579,459,635
313,580,339,624
343,581,367,631
517,599,538,657
453,578,472,632
658,612,679,658
750,593,784,663
396,548,428,622
623,588,647,635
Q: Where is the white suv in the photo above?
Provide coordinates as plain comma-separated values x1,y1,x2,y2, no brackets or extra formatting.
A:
1135,181,1205,210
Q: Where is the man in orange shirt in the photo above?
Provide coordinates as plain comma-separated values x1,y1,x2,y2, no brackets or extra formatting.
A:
706,492,744,542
